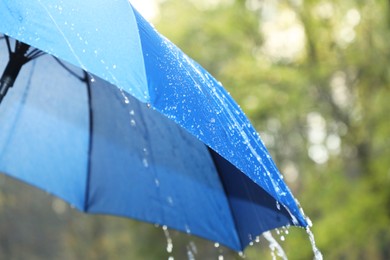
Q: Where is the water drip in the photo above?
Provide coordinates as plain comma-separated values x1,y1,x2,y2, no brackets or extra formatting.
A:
186,249,195,260
186,241,197,260
306,227,323,260
214,242,225,259
162,225,173,256
263,231,288,260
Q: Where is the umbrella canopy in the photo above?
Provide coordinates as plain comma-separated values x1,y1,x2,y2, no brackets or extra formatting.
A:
0,0,308,251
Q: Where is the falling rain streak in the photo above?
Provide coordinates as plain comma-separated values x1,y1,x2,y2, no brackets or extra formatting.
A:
163,225,173,257
263,231,288,260
186,242,196,260
306,227,323,260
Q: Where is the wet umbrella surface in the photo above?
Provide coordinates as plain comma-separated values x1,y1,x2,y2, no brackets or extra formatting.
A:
0,0,308,251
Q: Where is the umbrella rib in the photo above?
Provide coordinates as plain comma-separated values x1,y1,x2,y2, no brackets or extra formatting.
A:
4,35,12,57
50,56,93,211
26,49,45,61
83,71,93,212
53,57,85,81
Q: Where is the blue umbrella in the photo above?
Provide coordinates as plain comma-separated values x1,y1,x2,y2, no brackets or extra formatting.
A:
0,0,308,251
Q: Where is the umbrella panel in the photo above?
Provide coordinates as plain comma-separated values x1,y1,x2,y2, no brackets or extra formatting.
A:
0,41,296,250
0,2,307,233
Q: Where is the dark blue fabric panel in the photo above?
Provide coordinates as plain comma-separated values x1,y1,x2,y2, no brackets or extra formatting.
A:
87,77,241,250
209,149,293,248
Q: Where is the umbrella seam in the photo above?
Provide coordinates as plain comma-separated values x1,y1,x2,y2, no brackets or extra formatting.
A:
128,5,150,103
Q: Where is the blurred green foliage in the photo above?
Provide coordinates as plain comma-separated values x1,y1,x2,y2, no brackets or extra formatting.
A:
158,0,390,258
0,0,389,259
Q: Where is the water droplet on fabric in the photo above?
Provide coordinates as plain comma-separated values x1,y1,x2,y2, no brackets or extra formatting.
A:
185,225,191,234
130,119,136,126
142,158,148,167
306,216,313,227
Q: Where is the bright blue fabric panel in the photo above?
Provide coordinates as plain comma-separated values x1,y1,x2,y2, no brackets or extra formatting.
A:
133,9,307,227
0,54,89,208
0,0,149,102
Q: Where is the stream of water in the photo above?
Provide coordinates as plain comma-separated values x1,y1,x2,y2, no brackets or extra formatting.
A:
161,224,323,260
